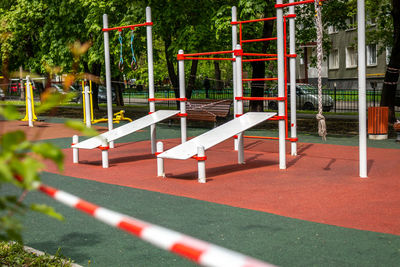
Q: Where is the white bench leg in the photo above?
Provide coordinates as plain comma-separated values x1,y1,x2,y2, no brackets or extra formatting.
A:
100,139,109,168
197,146,206,183
157,141,165,177
238,132,245,164
72,135,79,163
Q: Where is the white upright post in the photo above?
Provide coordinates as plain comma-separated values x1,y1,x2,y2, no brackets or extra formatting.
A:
84,80,91,128
103,14,114,148
72,135,79,163
26,76,33,127
197,146,206,183
178,50,187,143
101,139,109,168
235,44,245,164
232,6,239,151
146,7,156,154
156,141,165,177
289,1,297,156
276,0,286,169
358,0,367,178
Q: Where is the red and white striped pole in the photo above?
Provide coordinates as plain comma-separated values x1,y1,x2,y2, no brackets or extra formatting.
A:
38,183,275,267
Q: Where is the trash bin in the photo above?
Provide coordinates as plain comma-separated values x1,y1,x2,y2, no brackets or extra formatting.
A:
368,107,388,140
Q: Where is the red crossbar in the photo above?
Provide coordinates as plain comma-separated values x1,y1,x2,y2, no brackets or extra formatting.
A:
275,0,323,8
102,22,153,32
269,116,287,121
243,53,277,57
242,78,278,82
244,136,298,142
243,58,277,62
241,37,277,43
231,17,277,25
182,50,234,57
183,57,235,61
235,96,285,101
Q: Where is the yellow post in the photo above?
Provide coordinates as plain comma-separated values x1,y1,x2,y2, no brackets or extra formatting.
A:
89,80,94,122
21,83,37,121
82,80,86,123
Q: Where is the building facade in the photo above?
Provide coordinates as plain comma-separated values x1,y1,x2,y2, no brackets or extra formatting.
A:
296,16,391,91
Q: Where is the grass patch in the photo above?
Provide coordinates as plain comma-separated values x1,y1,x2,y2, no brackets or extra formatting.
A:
0,241,74,266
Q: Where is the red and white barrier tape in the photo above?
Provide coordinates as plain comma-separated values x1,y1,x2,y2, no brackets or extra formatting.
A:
38,184,275,267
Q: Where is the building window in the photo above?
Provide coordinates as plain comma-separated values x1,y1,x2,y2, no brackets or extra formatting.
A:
346,14,357,30
329,49,339,69
386,46,392,65
328,25,338,34
346,47,357,68
367,44,377,66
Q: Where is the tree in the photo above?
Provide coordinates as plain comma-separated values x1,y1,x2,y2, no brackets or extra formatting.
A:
376,0,399,122
240,0,276,111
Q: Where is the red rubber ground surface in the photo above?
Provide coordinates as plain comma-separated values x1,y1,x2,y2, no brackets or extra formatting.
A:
0,120,107,141
46,137,400,236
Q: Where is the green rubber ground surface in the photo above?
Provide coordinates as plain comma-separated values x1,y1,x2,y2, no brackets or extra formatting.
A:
3,172,400,267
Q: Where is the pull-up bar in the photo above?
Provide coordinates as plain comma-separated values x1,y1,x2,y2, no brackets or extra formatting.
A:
102,22,153,32
275,0,324,8
177,50,237,61
242,37,277,43
231,17,277,25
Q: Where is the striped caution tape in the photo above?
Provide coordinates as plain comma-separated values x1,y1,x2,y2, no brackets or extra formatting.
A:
38,183,275,267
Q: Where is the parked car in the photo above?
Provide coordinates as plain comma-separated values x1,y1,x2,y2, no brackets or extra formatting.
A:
72,85,116,104
50,83,81,102
267,83,334,112
97,85,116,103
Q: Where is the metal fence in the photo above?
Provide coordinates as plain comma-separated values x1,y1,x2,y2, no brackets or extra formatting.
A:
3,83,398,113
122,86,399,113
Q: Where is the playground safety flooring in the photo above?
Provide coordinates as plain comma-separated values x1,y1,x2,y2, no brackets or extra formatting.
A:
1,118,400,266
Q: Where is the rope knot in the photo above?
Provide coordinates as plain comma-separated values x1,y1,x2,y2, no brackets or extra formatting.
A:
316,113,327,141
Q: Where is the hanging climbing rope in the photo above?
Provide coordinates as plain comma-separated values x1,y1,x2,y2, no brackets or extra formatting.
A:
130,28,138,70
118,30,124,71
314,0,327,141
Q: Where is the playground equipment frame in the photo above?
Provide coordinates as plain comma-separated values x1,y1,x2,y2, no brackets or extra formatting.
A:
103,7,158,150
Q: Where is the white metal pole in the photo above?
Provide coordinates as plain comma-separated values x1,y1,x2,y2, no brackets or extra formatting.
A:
358,0,367,178
101,139,109,169
72,135,79,163
235,44,245,164
103,14,114,148
178,50,187,143
84,81,91,128
197,146,206,183
146,7,156,154
276,0,286,169
26,76,33,127
156,141,165,177
232,6,239,151
289,1,297,156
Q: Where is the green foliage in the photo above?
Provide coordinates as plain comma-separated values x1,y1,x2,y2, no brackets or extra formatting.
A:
0,241,74,266
0,100,65,242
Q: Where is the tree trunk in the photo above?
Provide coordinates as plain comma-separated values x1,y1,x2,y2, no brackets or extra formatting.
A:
187,60,198,99
249,7,274,112
250,61,266,111
164,36,179,97
214,61,223,91
115,81,124,107
91,63,101,111
380,0,400,123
